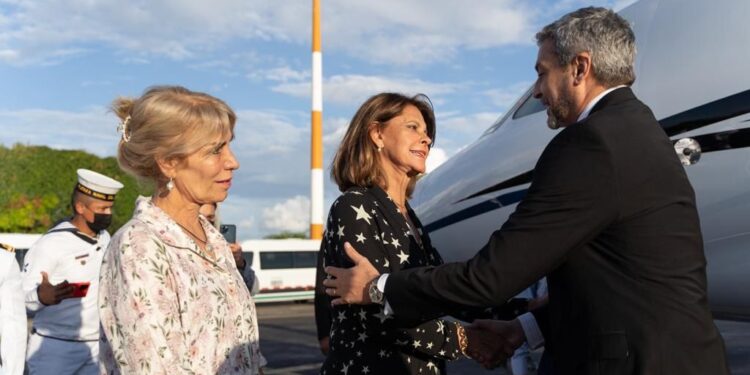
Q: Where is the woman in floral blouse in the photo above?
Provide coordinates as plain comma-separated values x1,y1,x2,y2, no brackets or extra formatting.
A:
317,93,493,375
99,86,264,374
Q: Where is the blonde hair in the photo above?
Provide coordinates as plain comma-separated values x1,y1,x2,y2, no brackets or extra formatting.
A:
112,86,236,186
331,92,435,198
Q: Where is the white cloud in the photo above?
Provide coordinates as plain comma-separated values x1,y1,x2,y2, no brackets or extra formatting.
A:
273,74,459,105
233,109,306,156
483,81,532,110
214,196,264,239
0,0,279,65
426,111,503,155
438,112,502,136
0,106,312,197
0,107,118,156
261,195,310,233
319,0,535,65
322,117,350,148
0,0,538,66
249,66,311,83
613,0,638,11
426,147,448,173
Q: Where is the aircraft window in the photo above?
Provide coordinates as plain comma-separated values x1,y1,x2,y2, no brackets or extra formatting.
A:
513,93,545,119
482,87,544,136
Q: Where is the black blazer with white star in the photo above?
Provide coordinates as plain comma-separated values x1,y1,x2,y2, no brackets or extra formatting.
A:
318,186,461,375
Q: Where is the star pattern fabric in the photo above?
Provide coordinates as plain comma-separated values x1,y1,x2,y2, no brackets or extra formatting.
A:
318,187,462,375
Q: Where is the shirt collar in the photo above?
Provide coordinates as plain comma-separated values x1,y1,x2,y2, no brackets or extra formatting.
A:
132,196,228,267
576,85,627,122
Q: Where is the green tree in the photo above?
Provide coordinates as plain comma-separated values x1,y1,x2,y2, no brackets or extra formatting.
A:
263,231,309,239
0,144,151,233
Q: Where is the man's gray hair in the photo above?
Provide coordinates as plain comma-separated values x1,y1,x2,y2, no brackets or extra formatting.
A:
536,7,636,87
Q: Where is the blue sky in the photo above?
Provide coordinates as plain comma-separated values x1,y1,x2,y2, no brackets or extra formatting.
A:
0,0,633,238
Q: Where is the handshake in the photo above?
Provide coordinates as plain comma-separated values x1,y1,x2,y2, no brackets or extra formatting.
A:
462,318,525,369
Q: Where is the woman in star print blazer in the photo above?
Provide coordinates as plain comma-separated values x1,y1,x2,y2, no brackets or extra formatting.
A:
318,93,471,375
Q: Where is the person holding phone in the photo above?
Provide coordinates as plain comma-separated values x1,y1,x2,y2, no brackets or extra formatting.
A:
99,86,265,374
22,169,123,374
200,203,259,295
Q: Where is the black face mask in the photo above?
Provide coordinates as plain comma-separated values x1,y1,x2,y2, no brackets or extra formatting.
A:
86,213,112,233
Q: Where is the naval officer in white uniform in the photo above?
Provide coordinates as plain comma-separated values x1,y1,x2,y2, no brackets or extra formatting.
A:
0,243,26,375
22,169,123,375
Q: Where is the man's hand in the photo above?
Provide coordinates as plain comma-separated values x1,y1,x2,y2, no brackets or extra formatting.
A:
229,242,246,270
323,242,380,306
465,326,515,368
468,319,525,369
37,271,74,306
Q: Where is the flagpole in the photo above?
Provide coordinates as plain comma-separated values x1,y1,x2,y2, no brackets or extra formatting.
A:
310,0,324,240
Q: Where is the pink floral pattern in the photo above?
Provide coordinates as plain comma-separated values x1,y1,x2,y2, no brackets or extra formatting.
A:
99,196,262,374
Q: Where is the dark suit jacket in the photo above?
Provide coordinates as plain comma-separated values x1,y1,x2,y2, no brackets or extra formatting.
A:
385,88,729,375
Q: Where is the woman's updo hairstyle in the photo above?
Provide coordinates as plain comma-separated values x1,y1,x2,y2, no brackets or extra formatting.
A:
112,85,236,187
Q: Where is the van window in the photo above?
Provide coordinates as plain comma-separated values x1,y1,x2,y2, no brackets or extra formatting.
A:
294,251,317,268
260,251,318,270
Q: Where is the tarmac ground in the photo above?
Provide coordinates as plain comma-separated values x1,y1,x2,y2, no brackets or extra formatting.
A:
258,302,750,375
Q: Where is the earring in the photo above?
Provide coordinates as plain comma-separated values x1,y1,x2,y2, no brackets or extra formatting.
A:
377,146,383,152
166,177,174,191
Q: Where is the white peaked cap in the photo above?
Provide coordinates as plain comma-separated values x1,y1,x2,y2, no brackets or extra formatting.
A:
76,169,124,201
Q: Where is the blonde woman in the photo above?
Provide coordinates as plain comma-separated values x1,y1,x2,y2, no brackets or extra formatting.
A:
99,86,265,374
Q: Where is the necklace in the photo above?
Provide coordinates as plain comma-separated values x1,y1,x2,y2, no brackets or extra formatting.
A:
395,201,408,212
173,220,208,244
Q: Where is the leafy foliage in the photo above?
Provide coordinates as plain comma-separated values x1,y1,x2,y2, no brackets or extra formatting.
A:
263,231,308,239
0,144,151,233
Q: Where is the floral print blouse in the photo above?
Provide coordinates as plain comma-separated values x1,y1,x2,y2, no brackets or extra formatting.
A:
99,196,263,375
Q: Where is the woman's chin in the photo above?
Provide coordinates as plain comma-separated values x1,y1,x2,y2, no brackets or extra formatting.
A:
211,192,229,202
407,169,425,177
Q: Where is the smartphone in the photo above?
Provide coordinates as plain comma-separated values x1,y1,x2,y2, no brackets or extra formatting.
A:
70,282,90,298
220,224,237,244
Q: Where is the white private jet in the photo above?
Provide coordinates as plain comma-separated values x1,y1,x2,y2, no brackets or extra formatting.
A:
411,0,750,321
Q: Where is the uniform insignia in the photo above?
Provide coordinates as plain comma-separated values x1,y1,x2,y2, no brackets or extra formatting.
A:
75,253,90,266
0,242,15,253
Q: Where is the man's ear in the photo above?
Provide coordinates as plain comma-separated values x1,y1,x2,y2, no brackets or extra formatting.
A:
368,122,384,149
74,200,86,216
572,52,592,85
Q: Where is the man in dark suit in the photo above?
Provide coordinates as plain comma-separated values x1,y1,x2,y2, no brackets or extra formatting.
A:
324,7,729,375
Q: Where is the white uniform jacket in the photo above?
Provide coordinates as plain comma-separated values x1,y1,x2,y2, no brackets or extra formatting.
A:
22,221,109,341
0,250,26,375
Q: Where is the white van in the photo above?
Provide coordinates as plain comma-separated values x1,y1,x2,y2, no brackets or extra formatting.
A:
0,233,42,266
238,239,321,304
0,233,322,304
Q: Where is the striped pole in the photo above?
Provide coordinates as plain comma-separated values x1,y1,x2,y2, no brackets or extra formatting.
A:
310,0,324,240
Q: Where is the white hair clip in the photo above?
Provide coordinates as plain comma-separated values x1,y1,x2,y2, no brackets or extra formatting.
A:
117,115,132,142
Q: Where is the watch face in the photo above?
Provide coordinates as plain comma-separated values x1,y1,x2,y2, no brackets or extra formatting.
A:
369,282,383,303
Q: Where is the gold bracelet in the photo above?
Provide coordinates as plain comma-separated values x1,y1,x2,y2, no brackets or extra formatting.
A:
455,322,469,358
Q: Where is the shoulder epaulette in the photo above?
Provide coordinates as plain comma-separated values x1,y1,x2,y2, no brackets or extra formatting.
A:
0,243,16,253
